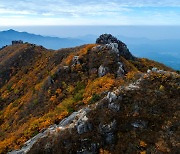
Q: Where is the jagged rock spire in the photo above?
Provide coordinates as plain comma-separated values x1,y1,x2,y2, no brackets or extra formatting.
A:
96,34,135,60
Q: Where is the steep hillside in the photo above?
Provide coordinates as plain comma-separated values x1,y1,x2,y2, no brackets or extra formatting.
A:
0,34,178,153
15,69,180,154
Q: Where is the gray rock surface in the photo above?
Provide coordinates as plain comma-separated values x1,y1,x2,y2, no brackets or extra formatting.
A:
117,62,124,77
99,120,117,145
152,67,158,72
105,132,115,144
131,120,148,129
106,92,117,103
98,65,108,77
108,102,120,112
96,34,135,60
105,43,119,54
72,56,80,66
59,112,78,127
99,120,117,134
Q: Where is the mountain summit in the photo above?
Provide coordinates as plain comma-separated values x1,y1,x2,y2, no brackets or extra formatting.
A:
96,34,135,60
0,35,179,154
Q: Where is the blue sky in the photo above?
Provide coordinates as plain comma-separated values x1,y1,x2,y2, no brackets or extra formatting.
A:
0,0,180,25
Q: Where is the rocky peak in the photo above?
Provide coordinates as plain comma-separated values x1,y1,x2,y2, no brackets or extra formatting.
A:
96,34,135,60
96,34,119,44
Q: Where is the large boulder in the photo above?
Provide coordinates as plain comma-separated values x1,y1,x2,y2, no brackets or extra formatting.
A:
96,34,135,60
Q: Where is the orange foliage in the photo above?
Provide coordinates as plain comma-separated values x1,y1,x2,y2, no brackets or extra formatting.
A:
63,44,96,66
99,148,111,154
64,54,74,66
78,44,96,58
0,136,17,153
140,151,146,154
50,95,57,102
83,74,115,103
1,90,10,99
125,71,139,81
55,88,62,95
140,140,147,147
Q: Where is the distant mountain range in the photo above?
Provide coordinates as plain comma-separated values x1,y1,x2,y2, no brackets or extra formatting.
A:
0,29,179,70
0,29,86,49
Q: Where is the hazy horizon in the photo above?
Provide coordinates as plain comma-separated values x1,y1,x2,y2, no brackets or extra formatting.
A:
1,26,179,70
0,26,180,40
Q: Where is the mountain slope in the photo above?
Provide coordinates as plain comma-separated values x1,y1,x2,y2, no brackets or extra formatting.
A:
0,29,85,49
0,34,178,153
13,69,180,154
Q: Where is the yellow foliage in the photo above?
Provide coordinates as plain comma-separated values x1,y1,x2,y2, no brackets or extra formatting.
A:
1,90,10,99
66,85,75,94
3,103,19,119
0,136,16,153
78,44,96,58
140,140,147,147
39,119,52,130
159,85,165,91
83,74,115,103
55,88,62,95
34,82,43,91
57,111,69,120
63,44,96,66
99,148,111,154
64,54,74,66
56,97,74,111
125,71,138,80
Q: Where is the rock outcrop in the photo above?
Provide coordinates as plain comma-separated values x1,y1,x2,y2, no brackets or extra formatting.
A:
98,65,109,77
96,34,135,60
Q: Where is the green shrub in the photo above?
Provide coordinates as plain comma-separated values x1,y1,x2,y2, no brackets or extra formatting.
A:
73,89,84,102
7,83,13,92
89,93,100,104
67,107,75,113
74,82,85,93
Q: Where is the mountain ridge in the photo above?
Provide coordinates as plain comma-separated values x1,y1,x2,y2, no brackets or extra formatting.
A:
0,29,179,70
0,29,85,50
0,35,179,153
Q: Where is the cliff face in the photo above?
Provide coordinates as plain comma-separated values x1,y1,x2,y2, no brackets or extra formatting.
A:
0,35,179,154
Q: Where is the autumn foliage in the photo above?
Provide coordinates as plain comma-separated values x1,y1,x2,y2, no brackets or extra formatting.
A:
83,74,115,103
0,43,175,153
